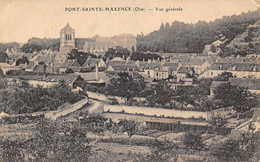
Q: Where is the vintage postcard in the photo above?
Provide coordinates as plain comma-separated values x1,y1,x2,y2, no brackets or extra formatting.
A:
0,0,259,161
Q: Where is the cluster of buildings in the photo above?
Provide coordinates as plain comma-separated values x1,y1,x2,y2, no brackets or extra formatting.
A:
59,23,136,55
1,23,260,96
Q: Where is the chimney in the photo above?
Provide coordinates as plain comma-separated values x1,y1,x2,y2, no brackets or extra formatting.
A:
126,57,130,63
95,63,99,81
136,60,140,67
161,59,165,66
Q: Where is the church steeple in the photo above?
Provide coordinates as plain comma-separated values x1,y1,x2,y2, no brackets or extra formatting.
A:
59,23,75,54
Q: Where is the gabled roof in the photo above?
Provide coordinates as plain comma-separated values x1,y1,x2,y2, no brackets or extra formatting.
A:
82,58,103,67
107,64,140,72
111,57,124,61
145,62,161,69
162,62,179,71
34,65,45,73
35,55,53,64
126,61,137,66
78,72,110,83
47,74,79,84
210,80,229,88
215,57,258,63
136,61,148,69
186,58,206,66
60,60,80,68
132,71,144,79
229,78,260,90
106,60,127,67
209,63,260,72
177,67,190,74
60,23,75,33
26,61,35,69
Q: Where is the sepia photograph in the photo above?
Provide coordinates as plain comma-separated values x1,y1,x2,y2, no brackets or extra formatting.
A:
0,0,259,161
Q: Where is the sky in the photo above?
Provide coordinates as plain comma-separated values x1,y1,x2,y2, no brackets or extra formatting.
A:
0,0,259,43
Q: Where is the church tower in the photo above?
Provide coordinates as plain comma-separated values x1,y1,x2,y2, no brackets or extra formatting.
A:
59,23,75,54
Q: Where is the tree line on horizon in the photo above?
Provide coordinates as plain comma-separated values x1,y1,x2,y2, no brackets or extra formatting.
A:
136,9,260,55
1,9,259,57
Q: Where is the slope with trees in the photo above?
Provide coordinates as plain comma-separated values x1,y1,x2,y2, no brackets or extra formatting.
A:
137,9,259,55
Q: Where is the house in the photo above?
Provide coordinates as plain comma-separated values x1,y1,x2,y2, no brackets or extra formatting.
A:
215,56,259,64
135,60,148,70
210,80,229,97
0,63,16,74
106,57,126,67
34,54,53,65
79,71,110,86
82,58,106,71
229,78,260,94
25,61,36,72
162,62,180,76
142,61,161,78
182,58,211,74
204,63,260,79
153,67,169,80
59,59,81,73
33,64,46,74
8,74,83,88
176,67,195,82
106,64,140,73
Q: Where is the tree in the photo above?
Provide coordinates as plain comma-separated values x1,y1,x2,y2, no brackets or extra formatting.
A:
85,114,107,141
20,43,42,53
15,57,29,66
0,51,8,62
165,22,170,29
0,138,25,162
0,68,3,76
214,72,233,81
160,23,165,30
104,46,130,60
67,49,97,66
66,68,74,73
146,81,173,107
213,83,258,113
182,131,204,150
119,119,139,145
209,114,228,134
210,133,259,162
136,9,260,53
25,119,91,161
105,72,146,99
0,120,91,161
147,139,179,161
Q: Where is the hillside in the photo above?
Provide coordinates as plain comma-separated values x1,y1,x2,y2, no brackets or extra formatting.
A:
222,20,260,57
136,9,260,54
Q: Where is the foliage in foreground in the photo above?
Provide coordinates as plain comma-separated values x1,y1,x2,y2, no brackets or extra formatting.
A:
0,80,85,114
209,132,260,162
0,119,91,162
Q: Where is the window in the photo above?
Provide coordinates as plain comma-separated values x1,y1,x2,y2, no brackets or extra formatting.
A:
211,72,213,76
